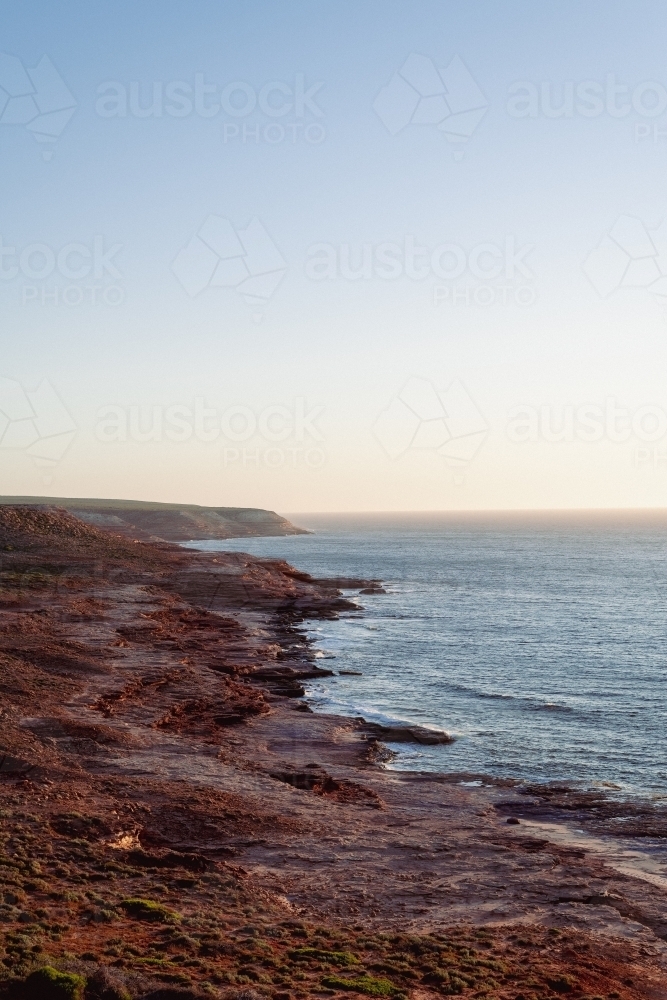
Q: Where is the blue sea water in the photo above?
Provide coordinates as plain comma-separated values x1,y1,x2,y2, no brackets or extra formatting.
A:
186,512,667,799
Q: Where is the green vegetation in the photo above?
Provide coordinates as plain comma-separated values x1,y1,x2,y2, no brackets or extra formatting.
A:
289,946,359,965
322,973,405,996
422,971,468,994
119,898,180,923
24,965,86,999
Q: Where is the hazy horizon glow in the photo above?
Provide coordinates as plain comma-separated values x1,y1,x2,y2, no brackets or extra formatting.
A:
2,1,667,512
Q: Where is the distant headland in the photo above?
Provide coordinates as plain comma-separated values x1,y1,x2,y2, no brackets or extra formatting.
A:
0,496,307,542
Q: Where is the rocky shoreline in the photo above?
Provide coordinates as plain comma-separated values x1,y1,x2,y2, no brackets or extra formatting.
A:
0,506,665,1000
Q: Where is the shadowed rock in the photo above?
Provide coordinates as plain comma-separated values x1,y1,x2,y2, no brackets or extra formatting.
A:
361,721,454,745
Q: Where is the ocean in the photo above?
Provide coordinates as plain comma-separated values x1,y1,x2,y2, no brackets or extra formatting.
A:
186,511,667,800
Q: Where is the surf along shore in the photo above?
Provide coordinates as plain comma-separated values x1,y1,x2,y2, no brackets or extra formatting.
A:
0,505,665,1000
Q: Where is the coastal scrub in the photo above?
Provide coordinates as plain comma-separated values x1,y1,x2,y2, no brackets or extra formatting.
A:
24,966,86,999
321,973,405,996
119,898,180,923
289,946,359,965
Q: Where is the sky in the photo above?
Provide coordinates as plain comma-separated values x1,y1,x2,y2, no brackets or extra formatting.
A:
2,0,667,512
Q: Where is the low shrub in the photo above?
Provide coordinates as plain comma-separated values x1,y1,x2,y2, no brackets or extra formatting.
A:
24,966,86,1000
119,898,180,923
289,947,359,965
321,974,404,997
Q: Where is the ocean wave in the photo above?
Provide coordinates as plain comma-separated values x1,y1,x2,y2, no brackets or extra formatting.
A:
304,687,449,736
532,701,574,713
441,679,575,713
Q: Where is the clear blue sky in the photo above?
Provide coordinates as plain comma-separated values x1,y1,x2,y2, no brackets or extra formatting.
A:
2,1,667,510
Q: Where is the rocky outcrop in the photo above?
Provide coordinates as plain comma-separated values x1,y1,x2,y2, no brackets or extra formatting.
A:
360,721,454,745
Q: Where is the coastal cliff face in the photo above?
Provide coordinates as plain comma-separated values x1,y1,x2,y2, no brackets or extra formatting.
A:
0,507,665,1000
0,498,307,543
